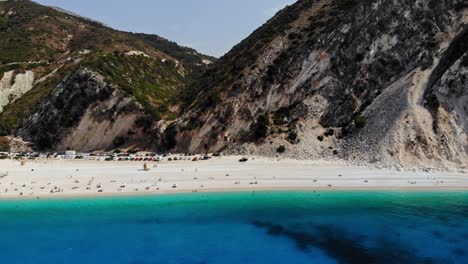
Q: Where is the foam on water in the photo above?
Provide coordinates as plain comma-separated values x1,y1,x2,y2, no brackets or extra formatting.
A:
0,191,467,264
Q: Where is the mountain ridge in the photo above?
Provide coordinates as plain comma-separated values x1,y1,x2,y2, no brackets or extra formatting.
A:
0,0,213,152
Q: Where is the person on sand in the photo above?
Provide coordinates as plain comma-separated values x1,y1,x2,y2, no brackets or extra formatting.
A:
143,163,150,171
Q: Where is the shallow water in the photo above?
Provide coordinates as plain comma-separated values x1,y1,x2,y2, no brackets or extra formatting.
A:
1,191,468,264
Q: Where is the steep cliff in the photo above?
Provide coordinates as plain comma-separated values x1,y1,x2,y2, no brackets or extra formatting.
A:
16,68,148,151
172,0,468,168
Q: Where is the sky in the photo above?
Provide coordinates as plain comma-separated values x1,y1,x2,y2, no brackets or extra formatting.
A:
34,0,296,57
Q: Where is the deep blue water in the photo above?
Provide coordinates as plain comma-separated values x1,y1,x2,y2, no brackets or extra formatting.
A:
1,191,468,264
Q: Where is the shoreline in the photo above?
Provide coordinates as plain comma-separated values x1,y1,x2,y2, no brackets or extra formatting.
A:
3,186,468,202
1,156,467,200
0,187,468,202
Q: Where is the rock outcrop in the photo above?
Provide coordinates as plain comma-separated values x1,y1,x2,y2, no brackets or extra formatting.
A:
0,70,34,112
16,68,144,151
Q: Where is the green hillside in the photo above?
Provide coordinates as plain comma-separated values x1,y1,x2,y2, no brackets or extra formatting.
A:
0,0,213,137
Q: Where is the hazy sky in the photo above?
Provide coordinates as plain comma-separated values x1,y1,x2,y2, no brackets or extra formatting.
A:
34,0,296,57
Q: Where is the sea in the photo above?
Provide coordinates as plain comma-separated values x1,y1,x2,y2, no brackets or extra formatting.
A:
0,191,467,264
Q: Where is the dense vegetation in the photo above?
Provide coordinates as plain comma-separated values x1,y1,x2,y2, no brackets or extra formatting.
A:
84,53,184,120
0,0,162,64
0,0,62,63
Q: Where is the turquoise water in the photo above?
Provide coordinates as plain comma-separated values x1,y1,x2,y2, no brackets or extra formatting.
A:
1,191,468,264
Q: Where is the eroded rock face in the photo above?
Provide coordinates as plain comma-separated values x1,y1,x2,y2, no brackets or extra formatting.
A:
0,70,34,113
339,21,468,168
16,68,143,151
435,54,468,133
173,0,468,168
57,94,141,152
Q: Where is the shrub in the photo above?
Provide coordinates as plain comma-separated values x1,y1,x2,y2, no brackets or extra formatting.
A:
324,129,335,137
164,123,178,150
200,90,222,109
288,130,298,142
135,116,153,131
165,113,177,121
277,145,286,154
317,135,324,142
36,135,53,150
426,94,440,111
0,129,8,137
112,136,127,147
127,148,139,154
288,32,302,40
354,116,367,129
0,137,10,152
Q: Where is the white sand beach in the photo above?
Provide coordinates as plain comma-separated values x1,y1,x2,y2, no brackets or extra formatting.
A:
0,156,467,199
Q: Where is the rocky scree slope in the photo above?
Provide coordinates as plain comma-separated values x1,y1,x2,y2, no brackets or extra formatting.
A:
0,0,213,151
171,0,468,169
